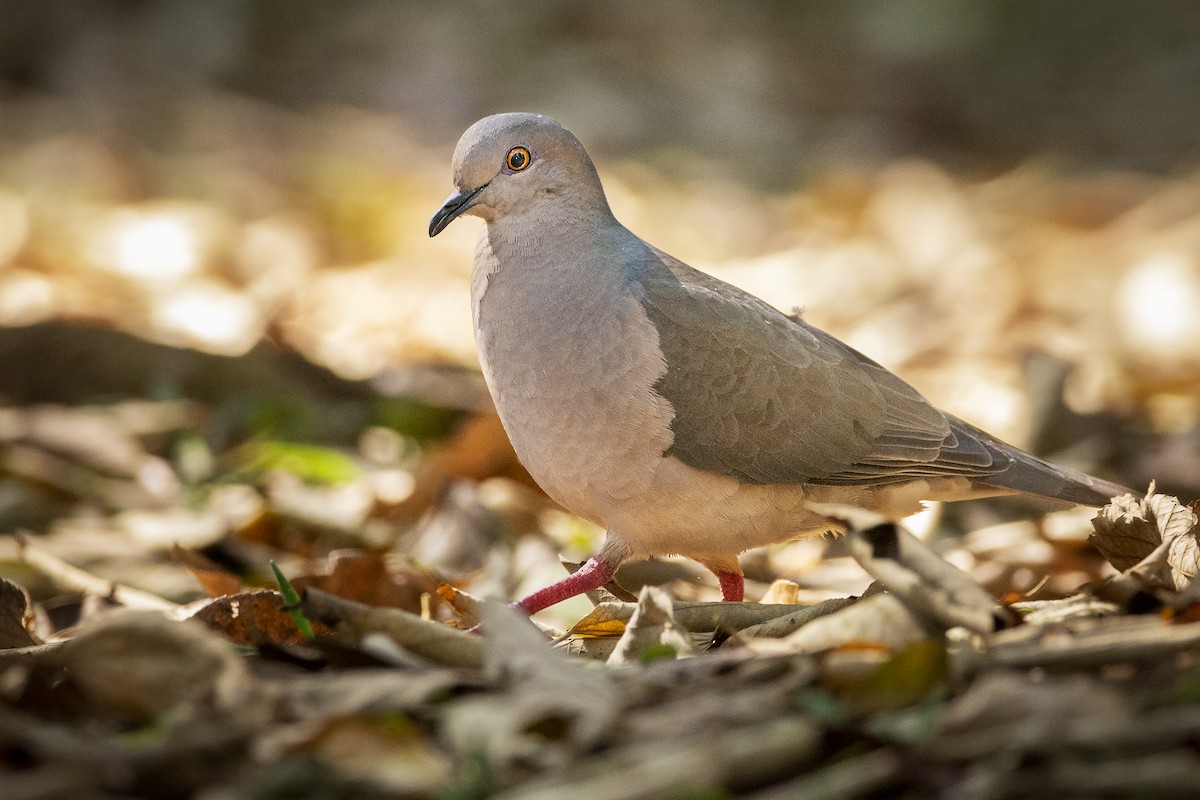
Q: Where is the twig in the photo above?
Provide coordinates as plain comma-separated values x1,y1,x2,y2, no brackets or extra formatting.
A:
15,533,180,612
737,596,859,638
0,642,65,668
743,748,903,800
986,616,1200,670
300,587,483,668
842,518,1013,634
572,600,828,636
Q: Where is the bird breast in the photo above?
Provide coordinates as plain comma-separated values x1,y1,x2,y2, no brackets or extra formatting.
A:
471,228,675,525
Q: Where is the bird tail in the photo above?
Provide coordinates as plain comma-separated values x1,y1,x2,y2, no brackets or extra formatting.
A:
949,416,1134,507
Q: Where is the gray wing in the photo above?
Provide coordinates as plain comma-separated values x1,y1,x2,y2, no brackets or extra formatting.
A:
634,247,1010,487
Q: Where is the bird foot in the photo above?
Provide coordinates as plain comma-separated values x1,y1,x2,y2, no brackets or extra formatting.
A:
715,570,745,602
513,556,616,615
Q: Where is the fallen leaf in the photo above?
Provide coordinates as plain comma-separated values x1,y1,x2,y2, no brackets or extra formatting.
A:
759,579,801,605
302,715,452,795
1091,486,1200,589
294,550,432,612
54,609,257,722
171,544,244,598
781,593,936,654
607,586,693,666
439,602,622,777
0,577,38,648
182,589,328,647
565,603,629,639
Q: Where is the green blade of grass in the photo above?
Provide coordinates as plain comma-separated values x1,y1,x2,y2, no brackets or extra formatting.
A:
270,560,315,640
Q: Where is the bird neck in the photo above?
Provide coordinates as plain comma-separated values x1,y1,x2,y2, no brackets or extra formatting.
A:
483,203,630,277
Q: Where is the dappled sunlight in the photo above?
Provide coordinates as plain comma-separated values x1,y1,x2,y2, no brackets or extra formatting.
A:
0,103,1196,440
3,6,1200,797
0,189,30,267
83,204,223,284
1117,248,1200,365
152,280,264,354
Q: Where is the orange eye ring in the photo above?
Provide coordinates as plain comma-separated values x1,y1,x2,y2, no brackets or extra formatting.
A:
506,146,531,171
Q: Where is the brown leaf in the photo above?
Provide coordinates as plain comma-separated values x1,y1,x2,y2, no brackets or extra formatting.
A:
1090,493,1164,571
0,577,38,648
294,550,432,612
565,603,629,639
1091,486,1200,589
182,589,327,647
171,544,244,598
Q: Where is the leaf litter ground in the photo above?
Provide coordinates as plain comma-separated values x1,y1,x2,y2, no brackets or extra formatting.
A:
1,107,1200,797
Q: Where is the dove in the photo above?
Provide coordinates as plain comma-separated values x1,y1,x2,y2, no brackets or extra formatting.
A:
428,112,1130,614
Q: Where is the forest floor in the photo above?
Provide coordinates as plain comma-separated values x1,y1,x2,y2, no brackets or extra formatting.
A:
1,98,1200,798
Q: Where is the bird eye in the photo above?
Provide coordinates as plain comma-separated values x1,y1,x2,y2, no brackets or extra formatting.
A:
505,146,531,172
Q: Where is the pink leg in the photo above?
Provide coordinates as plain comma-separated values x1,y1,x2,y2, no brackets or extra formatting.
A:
513,556,615,615
716,570,744,602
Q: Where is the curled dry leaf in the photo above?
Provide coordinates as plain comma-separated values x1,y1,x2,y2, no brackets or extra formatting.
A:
846,521,1008,634
758,578,801,605
1091,486,1199,589
606,586,694,666
566,601,631,639
0,577,39,648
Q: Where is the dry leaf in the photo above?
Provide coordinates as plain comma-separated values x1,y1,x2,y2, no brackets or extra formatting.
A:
0,577,38,648
54,610,256,722
300,587,482,668
302,716,452,794
436,583,480,626
759,579,801,605
1091,486,1200,589
171,544,244,598
846,521,1008,634
607,586,693,666
565,602,630,639
781,593,935,654
737,596,859,638
439,602,621,772
182,588,328,646
932,671,1131,759
294,550,431,612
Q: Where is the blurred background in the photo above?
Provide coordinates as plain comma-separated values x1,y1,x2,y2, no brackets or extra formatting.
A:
1,1,1198,621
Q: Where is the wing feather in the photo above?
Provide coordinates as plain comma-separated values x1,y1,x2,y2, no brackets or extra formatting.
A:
635,248,1010,487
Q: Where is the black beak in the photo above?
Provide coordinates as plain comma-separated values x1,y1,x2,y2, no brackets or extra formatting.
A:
428,184,486,237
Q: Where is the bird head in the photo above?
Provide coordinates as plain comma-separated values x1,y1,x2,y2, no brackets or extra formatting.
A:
429,112,609,236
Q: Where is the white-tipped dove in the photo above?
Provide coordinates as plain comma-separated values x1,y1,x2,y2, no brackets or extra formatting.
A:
429,112,1131,614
